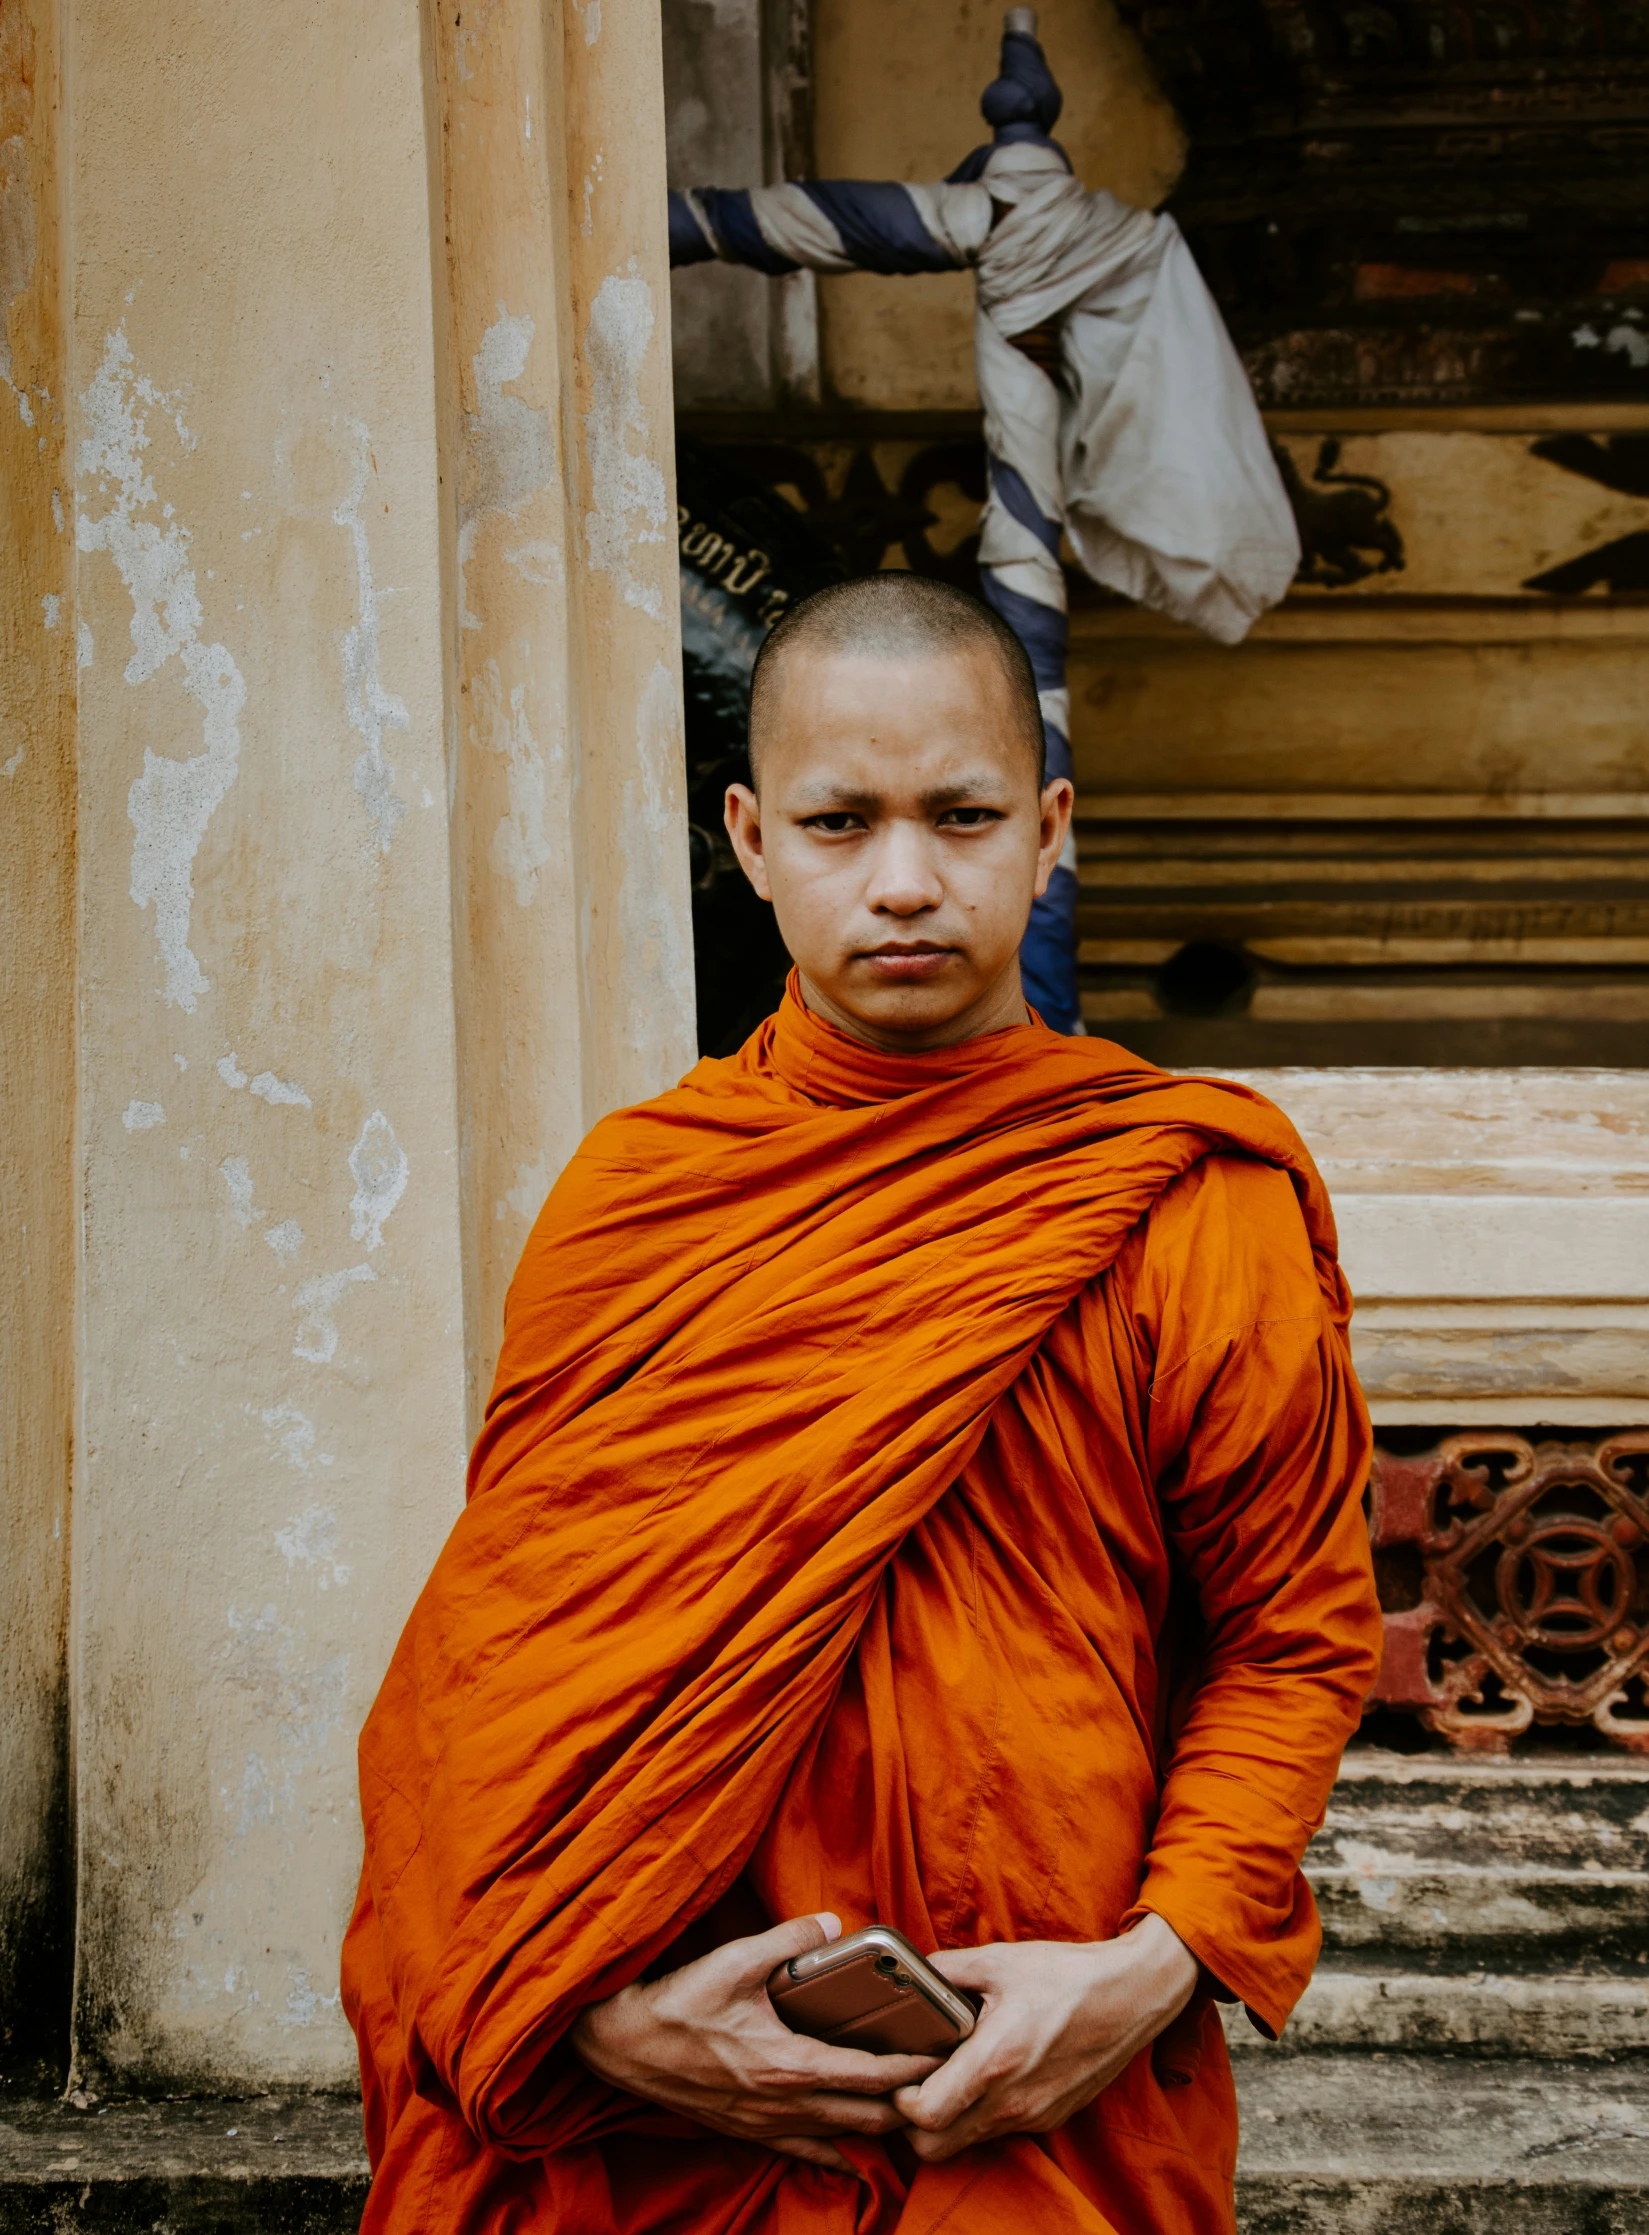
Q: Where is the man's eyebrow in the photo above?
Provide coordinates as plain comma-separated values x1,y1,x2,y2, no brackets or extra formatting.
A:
787,780,880,810
918,776,1014,809
785,773,1016,811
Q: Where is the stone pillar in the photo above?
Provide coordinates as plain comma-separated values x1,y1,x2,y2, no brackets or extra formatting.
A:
430,0,692,1419
0,0,691,2093
0,0,75,2090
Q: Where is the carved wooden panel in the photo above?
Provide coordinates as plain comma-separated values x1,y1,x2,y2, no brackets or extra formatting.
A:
1370,1433,1649,1749
683,422,1649,1064
1112,0,1649,405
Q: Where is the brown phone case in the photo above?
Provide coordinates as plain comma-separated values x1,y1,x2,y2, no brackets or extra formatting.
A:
767,1925,979,2058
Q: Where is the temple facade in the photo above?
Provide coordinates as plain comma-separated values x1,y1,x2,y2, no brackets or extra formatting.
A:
661,0,1649,2216
0,0,1644,2223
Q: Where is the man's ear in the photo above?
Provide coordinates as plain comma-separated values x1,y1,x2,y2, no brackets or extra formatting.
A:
724,782,773,902
1032,778,1075,899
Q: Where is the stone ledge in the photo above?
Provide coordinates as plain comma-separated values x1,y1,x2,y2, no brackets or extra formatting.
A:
2,2061,1646,2232
1234,2051,1649,2233
1227,1967,1649,2058
0,2096,367,2233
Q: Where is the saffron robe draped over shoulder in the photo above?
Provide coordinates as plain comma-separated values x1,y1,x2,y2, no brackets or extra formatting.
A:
344,985,1381,2235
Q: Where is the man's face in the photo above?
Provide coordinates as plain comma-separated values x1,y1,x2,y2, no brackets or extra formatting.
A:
724,639,1073,1050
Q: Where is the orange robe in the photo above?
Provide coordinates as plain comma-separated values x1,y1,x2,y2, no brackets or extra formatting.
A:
344,984,1381,2235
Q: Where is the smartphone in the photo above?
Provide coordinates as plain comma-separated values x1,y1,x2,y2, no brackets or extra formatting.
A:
767,1924,979,2058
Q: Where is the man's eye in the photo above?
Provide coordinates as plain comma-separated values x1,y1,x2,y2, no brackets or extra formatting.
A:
804,813,864,834
939,808,1001,827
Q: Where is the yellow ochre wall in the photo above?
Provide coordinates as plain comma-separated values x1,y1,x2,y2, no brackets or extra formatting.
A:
0,0,692,2093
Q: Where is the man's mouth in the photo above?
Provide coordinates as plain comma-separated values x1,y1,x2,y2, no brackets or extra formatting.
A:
860,943,955,982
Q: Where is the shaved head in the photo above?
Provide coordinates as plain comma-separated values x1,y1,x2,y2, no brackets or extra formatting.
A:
748,573,1045,788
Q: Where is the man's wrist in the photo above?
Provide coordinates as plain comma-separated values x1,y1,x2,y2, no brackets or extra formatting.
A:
1112,1913,1199,2010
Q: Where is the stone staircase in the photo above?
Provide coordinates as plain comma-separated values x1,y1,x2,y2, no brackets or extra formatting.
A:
1230,1743,1649,2230
2,1744,1645,2231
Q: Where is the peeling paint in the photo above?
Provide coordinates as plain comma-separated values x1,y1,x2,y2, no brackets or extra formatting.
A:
78,329,245,1012
278,1968,341,2028
260,1403,324,1472
218,1052,310,1107
250,1069,312,1110
580,152,606,240
499,1155,550,1224
41,592,60,628
503,538,563,587
457,309,554,631
451,0,496,81
122,1099,165,1131
576,0,602,44
220,1155,264,1227
221,1604,349,1836
292,1264,375,1364
2,748,22,778
77,619,94,668
473,658,556,905
334,423,409,853
265,1218,303,1265
582,269,667,620
273,1505,350,1588
347,1111,408,1250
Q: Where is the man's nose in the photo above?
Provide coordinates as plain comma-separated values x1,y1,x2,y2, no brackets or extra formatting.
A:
865,822,944,915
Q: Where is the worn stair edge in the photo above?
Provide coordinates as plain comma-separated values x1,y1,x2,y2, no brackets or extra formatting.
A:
1233,2050,1649,2233
3,2059,1648,2233
0,2096,366,2234
1225,1969,1649,2057
1236,2174,1649,2235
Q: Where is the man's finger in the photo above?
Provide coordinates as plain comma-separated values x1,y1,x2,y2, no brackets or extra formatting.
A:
776,2041,940,2095
923,1945,1000,1992
773,2090,909,2137
716,1911,842,1988
768,2136,851,2171
906,2110,990,2163
890,2029,994,2133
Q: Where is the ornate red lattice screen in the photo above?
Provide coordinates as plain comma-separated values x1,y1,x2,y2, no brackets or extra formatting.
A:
1370,1435,1649,1752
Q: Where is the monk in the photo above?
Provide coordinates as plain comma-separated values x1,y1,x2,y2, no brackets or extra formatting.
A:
343,572,1382,2235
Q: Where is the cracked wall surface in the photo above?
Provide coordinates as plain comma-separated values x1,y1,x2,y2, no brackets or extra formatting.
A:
0,0,691,2090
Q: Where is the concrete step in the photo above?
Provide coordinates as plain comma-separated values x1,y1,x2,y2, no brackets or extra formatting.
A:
0,2094,367,2232
3,2064,1647,2232
1233,2051,1649,2234
1308,1749,1649,1965
1230,1966,1649,2058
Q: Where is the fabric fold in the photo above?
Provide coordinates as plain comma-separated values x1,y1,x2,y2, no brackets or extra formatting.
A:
346,983,1377,2234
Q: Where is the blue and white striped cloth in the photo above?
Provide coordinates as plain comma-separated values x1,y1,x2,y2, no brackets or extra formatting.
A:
670,19,1299,1033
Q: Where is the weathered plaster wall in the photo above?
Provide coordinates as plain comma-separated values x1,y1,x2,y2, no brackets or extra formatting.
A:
811,0,1182,410
0,0,75,2086
431,0,694,1423
66,0,470,2090
0,0,694,2095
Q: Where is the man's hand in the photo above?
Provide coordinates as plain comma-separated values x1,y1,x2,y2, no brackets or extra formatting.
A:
569,1912,939,2171
891,1914,1198,2162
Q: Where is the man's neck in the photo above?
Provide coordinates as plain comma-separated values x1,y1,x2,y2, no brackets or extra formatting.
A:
796,967,1031,1054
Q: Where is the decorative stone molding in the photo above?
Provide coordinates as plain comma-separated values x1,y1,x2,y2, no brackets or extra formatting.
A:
1370,1434,1649,1751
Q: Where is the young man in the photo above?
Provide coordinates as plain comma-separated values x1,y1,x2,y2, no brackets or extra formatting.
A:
344,576,1381,2235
